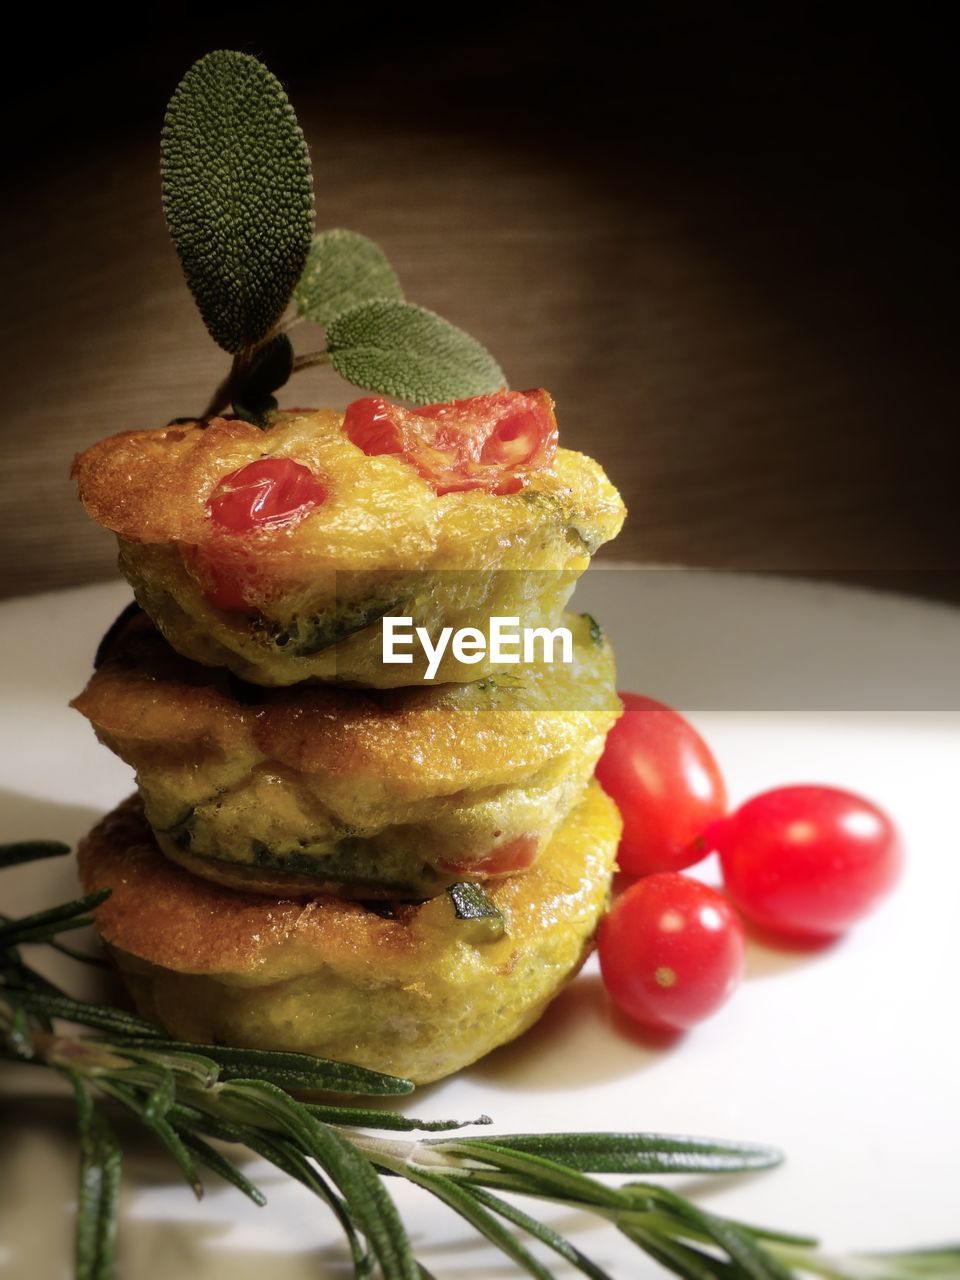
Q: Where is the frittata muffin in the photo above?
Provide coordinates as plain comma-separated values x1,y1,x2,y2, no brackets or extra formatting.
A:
77,783,621,1085
72,392,625,686
73,609,621,899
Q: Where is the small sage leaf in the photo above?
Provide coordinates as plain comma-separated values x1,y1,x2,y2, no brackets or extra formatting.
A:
325,300,505,403
232,334,295,425
161,50,314,354
294,229,404,325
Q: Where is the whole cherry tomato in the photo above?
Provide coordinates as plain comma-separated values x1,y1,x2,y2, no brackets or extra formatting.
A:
598,873,745,1031
594,694,727,876
713,785,902,940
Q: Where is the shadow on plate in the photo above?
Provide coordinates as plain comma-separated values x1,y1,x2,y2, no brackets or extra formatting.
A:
0,786,104,846
743,920,841,980
0,785,105,902
464,973,683,1092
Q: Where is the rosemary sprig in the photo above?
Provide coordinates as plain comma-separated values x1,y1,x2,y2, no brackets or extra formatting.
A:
2,840,957,1280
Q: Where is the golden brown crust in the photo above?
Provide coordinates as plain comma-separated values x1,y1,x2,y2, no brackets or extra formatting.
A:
72,410,623,564
77,796,409,975
76,785,620,1082
72,612,617,794
73,418,255,544
72,612,618,896
72,406,625,687
77,786,618,981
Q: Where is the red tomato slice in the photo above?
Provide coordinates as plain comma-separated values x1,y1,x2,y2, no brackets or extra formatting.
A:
343,390,558,495
187,458,328,612
180,542,258,612
196,560,250,612
208,457,328,532
438,835,539,878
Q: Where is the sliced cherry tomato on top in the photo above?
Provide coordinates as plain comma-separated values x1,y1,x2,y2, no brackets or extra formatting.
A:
343,390,558,495
713,785,902,940
189,457,328,611
208,457,328,533
595,693,728,877
598,872,745,1031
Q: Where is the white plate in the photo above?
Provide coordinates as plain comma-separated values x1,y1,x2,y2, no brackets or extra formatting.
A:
2,571,959,1279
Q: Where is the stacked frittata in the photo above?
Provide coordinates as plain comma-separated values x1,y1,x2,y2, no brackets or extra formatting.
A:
71,392,625,1083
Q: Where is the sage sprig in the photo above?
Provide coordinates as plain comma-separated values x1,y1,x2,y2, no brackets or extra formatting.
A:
162,52,504,425
3,840,957,1280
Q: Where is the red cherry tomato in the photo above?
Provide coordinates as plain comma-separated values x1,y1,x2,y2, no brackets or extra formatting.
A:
714,786,902,940
438,835,538,878
188,458,327,611
594,694,727,877
190,558,252,612
208,457,328,532
598,873,745,1031
342,390,558,495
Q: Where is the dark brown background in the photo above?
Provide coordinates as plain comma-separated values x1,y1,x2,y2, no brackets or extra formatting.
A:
1,9,957,599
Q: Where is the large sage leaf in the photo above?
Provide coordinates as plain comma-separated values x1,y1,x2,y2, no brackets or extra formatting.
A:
162,50,314,353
